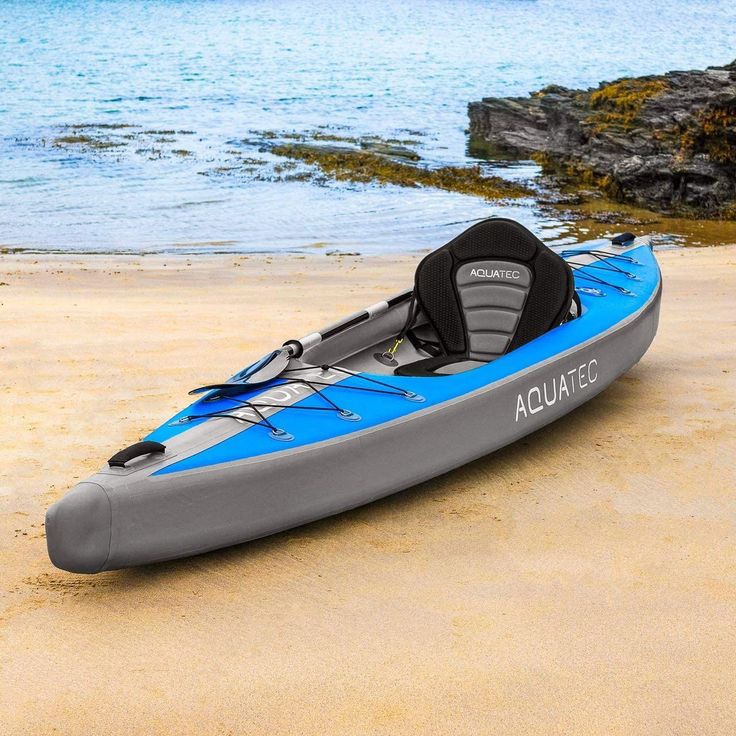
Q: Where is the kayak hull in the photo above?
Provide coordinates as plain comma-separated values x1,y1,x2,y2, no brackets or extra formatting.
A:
46,267,661,573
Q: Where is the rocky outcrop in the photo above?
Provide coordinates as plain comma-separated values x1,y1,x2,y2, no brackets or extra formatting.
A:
468,61,736,218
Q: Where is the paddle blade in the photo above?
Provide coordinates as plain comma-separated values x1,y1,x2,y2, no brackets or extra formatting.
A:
188,349,292,399
241,348,291,384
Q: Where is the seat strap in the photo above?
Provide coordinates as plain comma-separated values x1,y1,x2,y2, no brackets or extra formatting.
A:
376,293,418,365
406,327,442,357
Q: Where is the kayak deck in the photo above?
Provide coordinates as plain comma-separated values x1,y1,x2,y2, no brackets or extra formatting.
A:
146,237,660,472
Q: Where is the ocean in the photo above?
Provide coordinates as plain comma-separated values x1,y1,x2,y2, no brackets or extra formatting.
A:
1,0,734,253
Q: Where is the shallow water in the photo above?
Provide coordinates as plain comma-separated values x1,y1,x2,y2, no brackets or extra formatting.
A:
1,0,735,253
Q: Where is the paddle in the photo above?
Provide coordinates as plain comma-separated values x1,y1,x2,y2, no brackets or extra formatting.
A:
188,346,295,397
233,348,292,384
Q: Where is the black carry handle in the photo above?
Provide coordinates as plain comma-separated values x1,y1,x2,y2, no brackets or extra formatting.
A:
611,232,636,246
108,441,166,468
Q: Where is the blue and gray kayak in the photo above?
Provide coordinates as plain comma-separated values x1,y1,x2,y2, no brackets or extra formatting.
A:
46,219,661,573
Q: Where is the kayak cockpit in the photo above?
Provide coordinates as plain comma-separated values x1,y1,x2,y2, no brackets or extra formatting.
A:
304,218,577,376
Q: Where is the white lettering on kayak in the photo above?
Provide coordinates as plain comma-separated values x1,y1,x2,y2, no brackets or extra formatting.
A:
515,359,598,422
228,368,341,424
469,268,522,280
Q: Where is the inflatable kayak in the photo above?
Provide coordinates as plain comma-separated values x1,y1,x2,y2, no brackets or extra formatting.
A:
46,219,661,573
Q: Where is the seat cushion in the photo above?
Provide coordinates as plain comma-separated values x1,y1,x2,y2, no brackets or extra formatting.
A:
412,218,574,362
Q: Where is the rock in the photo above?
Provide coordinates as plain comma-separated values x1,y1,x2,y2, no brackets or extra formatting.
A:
359,140,421,160
277,143,357,157
268,141,531,200
468,60,736,218
267,140,421,161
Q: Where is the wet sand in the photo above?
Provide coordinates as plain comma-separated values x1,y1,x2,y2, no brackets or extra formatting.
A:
1,247,735,735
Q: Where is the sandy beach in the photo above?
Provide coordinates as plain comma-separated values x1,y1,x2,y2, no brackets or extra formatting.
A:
1,246,735,735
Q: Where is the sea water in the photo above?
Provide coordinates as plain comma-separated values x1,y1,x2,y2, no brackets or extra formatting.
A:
1,0,734,253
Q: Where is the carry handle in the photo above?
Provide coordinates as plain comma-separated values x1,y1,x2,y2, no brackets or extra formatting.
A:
611,232,635,246
108,441,166,468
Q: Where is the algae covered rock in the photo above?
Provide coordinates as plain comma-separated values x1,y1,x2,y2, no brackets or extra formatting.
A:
468,60,736,218
359,140,420,160
268,140,530,200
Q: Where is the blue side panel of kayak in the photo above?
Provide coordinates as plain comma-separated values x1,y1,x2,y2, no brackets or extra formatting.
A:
152,245,659,475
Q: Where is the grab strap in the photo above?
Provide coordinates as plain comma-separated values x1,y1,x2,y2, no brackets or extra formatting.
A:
378,293,418,363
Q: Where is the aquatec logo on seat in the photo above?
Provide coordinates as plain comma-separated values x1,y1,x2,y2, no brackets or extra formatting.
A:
515,359,598,422
470,267,522,280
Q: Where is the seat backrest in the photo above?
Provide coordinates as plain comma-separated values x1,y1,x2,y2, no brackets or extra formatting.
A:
414,218,574,361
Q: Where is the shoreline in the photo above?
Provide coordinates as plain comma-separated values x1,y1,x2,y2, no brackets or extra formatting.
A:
2,238,734,262
0,248,425,259
5,197,736,256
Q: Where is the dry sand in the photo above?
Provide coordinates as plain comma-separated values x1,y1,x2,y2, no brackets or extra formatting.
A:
1,247,735,735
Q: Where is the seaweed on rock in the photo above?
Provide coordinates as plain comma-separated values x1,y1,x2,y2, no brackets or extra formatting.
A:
468,60,736,218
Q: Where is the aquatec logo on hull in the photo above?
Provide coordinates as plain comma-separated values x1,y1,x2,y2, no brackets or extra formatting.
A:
470,267,521,280
515,359,598,422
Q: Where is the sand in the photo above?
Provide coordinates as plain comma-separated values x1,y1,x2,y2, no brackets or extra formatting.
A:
1,246,735,735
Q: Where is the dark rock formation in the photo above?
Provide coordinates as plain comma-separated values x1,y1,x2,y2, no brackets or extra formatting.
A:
468,61,736,218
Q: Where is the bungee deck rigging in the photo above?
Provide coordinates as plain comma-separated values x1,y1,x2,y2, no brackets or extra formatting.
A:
176,365,424,442
561,247,643,296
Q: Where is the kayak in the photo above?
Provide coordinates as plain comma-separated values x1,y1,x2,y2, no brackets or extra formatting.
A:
46,219,661,573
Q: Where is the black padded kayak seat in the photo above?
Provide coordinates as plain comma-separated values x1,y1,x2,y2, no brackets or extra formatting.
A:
395,218,574,377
